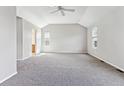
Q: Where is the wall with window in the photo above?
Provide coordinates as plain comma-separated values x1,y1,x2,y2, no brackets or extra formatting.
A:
42,24,87,53
88,7,124,71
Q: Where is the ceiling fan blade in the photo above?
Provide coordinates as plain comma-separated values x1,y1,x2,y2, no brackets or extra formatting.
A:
50,9,60,14
62,8,75,12
60,10,65,16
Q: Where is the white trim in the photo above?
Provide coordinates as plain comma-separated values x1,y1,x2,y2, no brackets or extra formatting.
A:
16,56,32,61
104,59,124,72
42,51,88,54
16,58,23,61
88,53,124,72
0,72,17,84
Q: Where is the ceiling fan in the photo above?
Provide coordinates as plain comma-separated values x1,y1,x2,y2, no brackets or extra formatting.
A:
50,6,75,16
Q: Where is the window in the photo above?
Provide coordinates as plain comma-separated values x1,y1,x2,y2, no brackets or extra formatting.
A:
36,30,41,54
92,27,98,49
92,27,97,37
44,32,50,39
44,31,50,46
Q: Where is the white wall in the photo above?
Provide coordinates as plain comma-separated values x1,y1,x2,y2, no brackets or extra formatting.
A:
79,6,116,27
17,17,23,60
88,7,124,71
0,7,17,83
17,18,40,60
42,24,87,53
22,19,34,59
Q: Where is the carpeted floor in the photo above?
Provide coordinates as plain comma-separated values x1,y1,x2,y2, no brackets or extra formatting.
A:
1,53,124,86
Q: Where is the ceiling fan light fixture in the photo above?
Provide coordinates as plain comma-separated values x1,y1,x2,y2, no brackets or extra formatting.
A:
50,6,75,16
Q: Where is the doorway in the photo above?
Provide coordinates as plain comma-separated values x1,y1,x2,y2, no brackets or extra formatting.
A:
32,29,36,55
32,29,41,55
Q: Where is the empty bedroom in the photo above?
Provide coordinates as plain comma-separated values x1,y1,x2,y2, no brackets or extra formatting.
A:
0,6,124,86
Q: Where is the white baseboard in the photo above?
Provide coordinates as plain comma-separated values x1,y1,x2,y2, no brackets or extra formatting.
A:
42,51,88,54
104,59,124,72
88,53,124,72
0,72,17,84
17,56,32,61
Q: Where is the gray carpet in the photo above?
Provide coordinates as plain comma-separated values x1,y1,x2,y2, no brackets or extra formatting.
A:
1,53,124,86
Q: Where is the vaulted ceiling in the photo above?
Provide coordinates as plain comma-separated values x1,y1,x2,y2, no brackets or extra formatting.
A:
16,6,117,28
